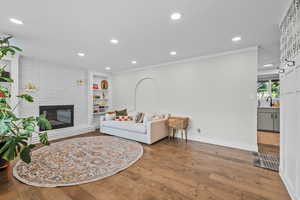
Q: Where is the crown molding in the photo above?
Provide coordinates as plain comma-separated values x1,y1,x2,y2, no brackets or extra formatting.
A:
113,46,258,75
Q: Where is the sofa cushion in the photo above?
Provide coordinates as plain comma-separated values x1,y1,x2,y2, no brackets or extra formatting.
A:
102,120,147,134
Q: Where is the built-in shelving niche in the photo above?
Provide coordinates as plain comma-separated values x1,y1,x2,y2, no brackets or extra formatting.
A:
88,72,111,129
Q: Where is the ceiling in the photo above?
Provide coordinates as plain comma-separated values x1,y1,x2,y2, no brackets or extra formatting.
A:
0,0,287,72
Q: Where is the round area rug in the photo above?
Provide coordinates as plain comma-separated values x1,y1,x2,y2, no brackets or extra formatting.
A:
13,136,143,187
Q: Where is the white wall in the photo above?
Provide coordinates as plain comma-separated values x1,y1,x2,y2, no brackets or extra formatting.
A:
280,60,300,200
112,47,258,151
19,57,93,141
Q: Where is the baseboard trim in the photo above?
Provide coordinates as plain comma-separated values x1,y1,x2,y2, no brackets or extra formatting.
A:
175,135,258,152
31,125,95,144
280,170,298,200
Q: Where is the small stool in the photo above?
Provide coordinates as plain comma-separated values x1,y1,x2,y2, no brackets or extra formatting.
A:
168,117,189,142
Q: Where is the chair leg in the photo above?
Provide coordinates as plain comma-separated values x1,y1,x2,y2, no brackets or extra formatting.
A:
184,129,187,143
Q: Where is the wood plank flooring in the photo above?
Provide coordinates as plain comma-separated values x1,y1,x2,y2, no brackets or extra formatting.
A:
0,132,290,200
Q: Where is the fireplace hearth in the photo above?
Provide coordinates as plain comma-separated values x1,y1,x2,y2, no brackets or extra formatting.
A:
39,105,74,131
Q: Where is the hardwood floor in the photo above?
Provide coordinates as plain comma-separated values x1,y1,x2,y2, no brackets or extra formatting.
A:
0,132,290,200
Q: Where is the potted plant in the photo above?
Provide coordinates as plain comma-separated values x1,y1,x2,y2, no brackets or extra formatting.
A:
0,36,51,169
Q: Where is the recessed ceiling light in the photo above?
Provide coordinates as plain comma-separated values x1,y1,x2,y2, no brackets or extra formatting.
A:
131,61,137,64
105,67,111,70
77,52,85,57
171,12,182,21
263,64,274,67
110,39,119,44
9,18,24,25
232,36,242,42
170,51,177,56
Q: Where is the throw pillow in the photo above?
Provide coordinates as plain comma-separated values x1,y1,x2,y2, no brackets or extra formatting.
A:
135,112,145,123
115,116,133,121
115,109,128,116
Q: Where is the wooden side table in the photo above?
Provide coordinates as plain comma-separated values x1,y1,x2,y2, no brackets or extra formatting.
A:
168,117,189,142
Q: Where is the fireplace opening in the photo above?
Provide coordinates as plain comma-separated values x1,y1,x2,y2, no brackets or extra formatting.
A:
39,105,74,131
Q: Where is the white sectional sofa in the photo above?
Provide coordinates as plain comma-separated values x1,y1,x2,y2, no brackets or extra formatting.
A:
100,115,169,144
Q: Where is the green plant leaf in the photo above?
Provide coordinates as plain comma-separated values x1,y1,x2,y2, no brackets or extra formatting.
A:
1,48,16,56
0,86,11,98
0,76,13,83
1,139,17,161
0,102,11,110
0,119,11,135
10,46,22,52
37,115,52,131
1,134,29,161
0,140,11,154
0,110,17,121
39,132,49,145
20,144,35,164
22,116,36,132
17,94,34,103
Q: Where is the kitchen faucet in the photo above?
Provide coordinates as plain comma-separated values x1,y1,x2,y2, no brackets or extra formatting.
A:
266,96,273,107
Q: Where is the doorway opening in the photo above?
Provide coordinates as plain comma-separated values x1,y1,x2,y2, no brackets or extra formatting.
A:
257,74,280,156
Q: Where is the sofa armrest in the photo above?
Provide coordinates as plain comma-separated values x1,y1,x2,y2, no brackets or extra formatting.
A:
100,116,106,122
147,119,169,144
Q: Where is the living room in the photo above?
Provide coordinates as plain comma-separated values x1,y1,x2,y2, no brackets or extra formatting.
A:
0,1,299,200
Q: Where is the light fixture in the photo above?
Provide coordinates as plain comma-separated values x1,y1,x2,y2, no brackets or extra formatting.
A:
110,39,119,44
170,51,177,56
105,67,111,70
131,60,137,64
171,12,182,21
263,64,274,67
77,52,85,57
9,18,24,25
232,36,242,42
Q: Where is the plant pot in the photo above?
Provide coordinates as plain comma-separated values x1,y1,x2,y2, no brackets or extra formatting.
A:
0,142,8,170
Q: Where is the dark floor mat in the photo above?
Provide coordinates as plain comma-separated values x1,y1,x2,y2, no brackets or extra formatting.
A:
253,152,279,172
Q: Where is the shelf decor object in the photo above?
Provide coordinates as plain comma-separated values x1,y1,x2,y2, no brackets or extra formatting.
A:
92,83,99,89
280,0,300,66
101,80,109,89
76,79,85,86
24,83,38,93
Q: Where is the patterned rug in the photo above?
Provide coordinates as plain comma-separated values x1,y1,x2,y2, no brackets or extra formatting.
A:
13,136,143,187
